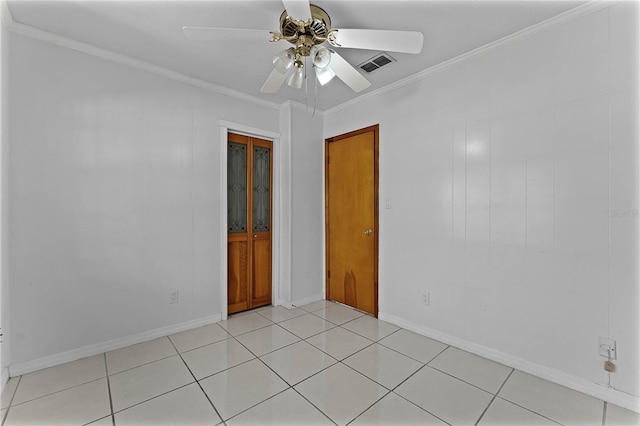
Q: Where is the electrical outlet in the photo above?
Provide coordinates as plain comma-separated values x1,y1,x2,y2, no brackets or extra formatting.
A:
598,337,616,359
420,291,430,306
170,290,179,304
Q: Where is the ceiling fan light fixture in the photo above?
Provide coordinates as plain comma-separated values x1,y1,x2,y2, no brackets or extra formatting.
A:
185,1,425,96
287,60,305,88
310,45,331,69
272,47,296,74
315,65,335,86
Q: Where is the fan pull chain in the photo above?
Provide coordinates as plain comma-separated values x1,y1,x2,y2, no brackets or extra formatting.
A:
303,56,308,112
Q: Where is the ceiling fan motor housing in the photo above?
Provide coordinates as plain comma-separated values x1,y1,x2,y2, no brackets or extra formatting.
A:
279,4,331,56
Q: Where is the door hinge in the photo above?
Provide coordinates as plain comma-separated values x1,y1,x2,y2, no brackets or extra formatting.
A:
327,156,330,164
327,270,331,279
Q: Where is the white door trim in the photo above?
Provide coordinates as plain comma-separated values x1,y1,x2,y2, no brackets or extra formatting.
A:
219,120,281,319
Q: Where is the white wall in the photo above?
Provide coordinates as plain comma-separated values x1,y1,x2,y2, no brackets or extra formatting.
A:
290,107,324,303
325,3,638,404
7,31,280,366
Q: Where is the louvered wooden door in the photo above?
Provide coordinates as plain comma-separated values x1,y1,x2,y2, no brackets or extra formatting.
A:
228,133,272,314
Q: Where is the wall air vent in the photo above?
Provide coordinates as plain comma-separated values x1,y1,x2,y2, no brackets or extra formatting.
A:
358,52,396,74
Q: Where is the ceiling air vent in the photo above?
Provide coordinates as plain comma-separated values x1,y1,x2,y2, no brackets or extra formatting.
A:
358,52,396,74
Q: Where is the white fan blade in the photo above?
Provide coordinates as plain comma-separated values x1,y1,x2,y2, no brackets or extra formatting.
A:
281,0,312,21
331,29,423,54
328,50,371,93
183,27,270,42
260,68,289,93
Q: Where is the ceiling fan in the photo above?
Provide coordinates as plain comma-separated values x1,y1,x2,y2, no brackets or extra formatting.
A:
183,0,423,94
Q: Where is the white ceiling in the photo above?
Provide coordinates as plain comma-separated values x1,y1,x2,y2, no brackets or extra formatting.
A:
6,0,583,110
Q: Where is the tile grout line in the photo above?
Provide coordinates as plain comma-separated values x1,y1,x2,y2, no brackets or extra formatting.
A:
222,387,292,425
110,382,195,417
281,324,382,425
425,363,504,396
273,316,338,340
105,351,180,376
222,316,311,360
194,356,258,383
229,328,289,384
169,334,233,356
223,308,377,426
250,334,303,358
344,389,392,426
376,344,454,425
254,306,308,323
343,328,401,343
232,304,398,364
223,335,340,426
220,322,276,338
166,335,226,425
335,335,377,361
289,386,339,426
7,376,107,408
273,322,419,397
300,331,374,362
106,338,180,376
307,306,366,326
491,395,564,426
220,329,305,423
263,321,343,385
331,312,369,328
473,368,515,426
1,375,22,426
390,363,432,394
489,369,565,426
377,333,448,365
301,332,451,426
388,363,453,426
210,313,300,425
307,317,407,423
285,354,339,388
102,354,116,426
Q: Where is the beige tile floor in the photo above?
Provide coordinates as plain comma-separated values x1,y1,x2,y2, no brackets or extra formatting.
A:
1,300,639,426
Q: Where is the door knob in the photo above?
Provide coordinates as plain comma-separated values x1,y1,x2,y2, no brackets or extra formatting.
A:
364,229,373,236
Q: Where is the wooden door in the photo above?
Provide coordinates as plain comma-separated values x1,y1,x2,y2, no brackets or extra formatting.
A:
325,125,378,316
228,133,272,314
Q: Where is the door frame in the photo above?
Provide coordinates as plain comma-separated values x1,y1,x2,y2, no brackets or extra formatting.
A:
219,120,282,320
324,124,379,316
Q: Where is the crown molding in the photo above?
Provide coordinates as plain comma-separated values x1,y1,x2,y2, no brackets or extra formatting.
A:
325,1,617,116
3,9,281,111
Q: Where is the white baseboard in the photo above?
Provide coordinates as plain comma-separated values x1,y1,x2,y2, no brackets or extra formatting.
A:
9,313,222,377
287,293,324,309
379,312,640,414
